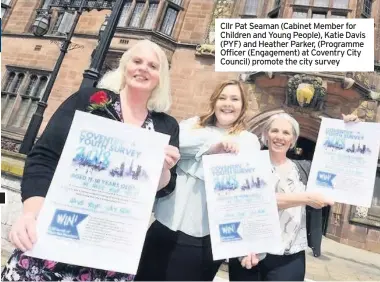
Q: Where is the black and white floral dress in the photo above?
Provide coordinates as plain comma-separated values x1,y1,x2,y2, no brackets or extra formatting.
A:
1,91,156,282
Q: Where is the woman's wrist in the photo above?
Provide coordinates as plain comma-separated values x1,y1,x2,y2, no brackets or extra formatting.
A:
158,168,171,189
206,143,217,155
22,210,39,219
303,192,312,206
22,196,45,218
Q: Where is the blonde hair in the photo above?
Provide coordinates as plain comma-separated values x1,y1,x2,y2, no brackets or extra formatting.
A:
261,113,300,149
97,39,171,112
198,80,248,134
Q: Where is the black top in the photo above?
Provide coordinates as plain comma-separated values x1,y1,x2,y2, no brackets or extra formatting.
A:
21,87,179,202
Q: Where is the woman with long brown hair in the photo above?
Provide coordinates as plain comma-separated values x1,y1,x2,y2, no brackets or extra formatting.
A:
134,80,261,281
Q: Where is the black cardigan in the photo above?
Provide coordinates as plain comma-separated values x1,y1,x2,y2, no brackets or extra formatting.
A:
21,87,179,202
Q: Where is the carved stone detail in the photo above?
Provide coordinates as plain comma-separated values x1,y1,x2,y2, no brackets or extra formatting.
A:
195,44,215,57
333,214,341,226
195,0,235,57
354,72,371,88
1,137,21,153
370,91,380,101
352,100,379,122
354,71,380,93
354,206,369,219
342,77,355,90
206,0,234,44
286,74,326,110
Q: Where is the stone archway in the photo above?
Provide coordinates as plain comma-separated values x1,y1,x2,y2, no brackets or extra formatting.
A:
246,108,322,144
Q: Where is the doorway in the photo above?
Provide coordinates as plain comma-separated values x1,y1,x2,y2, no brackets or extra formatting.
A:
287,137,316,160
287,137,330,235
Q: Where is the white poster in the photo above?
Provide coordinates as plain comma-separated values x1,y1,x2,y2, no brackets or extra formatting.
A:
26,110,169,274
203,151,283,260
307,117,380,207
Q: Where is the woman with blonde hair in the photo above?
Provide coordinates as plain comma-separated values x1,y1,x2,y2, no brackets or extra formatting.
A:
135,79,261,281
1,39,180,281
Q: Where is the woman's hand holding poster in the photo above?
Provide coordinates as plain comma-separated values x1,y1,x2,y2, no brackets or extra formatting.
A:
202,151,283,260
26,111,169,275
307,117,380,207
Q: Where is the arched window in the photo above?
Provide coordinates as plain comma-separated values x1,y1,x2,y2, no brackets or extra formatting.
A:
35,76,48,98
11,73,25,94
1,67,51,132
25,75,38,96
3,72,15,92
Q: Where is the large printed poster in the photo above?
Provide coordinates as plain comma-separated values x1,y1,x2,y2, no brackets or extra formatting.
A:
203,151,283,260
307,117,380,207
26,111,169,274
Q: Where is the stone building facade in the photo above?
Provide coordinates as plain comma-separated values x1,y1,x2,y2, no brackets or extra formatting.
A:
1,0,380,253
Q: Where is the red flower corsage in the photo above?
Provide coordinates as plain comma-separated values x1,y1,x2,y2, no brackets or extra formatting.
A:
88,91,118,120
89,91,109,105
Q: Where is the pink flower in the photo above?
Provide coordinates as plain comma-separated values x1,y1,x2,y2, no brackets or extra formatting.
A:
106,271,116,277
19,258,29,269
44,260,57,270
80,272,91,281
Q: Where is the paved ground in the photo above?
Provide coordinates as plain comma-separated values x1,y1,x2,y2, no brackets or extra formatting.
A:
2,237,380,281
213,237,380,281
303,237,380,281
